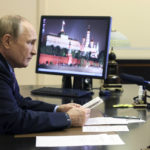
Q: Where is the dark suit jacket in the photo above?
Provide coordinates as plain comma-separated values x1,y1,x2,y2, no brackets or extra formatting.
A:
0,54,70,134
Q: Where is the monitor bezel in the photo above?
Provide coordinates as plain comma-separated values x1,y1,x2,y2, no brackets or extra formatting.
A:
36,15,112,79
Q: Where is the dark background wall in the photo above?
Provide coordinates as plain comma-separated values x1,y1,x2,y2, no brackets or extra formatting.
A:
118,59,150,81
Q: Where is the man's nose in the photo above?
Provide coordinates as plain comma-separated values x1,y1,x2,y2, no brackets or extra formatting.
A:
32,46,37,55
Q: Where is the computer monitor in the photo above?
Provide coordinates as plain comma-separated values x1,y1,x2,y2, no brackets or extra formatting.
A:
36,16,112,90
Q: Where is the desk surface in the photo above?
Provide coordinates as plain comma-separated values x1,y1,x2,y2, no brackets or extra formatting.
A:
1,84,150,150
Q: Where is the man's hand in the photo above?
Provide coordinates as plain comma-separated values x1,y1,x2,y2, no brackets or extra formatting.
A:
67,107,91,127
57,103,81,112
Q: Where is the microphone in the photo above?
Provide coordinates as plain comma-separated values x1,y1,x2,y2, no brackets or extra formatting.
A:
120,73,150,90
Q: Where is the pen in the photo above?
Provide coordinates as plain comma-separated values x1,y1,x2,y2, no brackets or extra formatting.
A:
113,104,147,108
112,116,141,120
113,104,133,108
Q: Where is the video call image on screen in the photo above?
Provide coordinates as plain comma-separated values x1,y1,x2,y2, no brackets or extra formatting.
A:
36,16,111,79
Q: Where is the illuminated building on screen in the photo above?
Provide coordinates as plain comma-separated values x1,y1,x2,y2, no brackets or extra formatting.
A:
45,20,99,59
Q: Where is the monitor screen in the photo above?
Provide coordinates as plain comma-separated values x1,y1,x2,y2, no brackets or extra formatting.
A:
36,16,112,80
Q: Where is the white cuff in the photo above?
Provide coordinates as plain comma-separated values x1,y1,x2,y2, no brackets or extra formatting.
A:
54,105,59,112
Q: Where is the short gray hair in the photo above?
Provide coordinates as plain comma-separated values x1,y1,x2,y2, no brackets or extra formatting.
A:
0,15,27,42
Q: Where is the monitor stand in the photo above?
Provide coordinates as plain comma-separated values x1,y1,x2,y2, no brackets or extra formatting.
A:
61,75,93,97
62,75,93,91
62,75,72,89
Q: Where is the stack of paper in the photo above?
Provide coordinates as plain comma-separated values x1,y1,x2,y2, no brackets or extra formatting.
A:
36,117,145,147
83,117,145,132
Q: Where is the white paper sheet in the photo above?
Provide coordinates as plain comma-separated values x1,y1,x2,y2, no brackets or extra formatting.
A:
85,117,128,125
85,117,145,125
36,134,124,147
127,119,145,124
82,125,129,132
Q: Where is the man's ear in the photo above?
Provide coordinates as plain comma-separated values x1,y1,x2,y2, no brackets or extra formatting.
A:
1,34,13,49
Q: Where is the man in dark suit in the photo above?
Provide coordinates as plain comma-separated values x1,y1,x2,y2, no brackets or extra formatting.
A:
0,15,90,134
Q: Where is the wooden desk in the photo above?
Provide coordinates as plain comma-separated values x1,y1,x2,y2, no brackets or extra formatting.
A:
1,84,150,150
